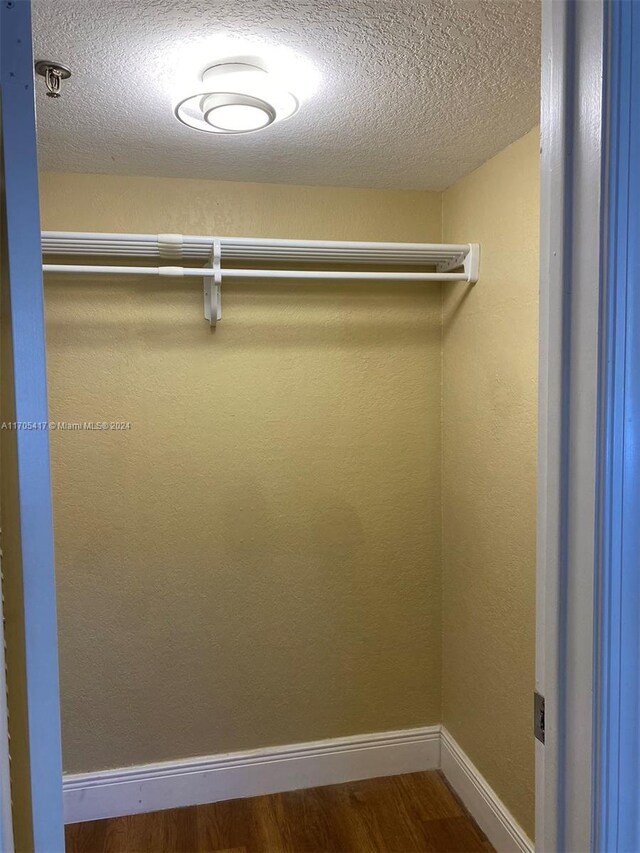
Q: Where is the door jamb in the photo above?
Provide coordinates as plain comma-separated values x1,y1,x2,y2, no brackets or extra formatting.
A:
0,0,65,848
537,1,605,850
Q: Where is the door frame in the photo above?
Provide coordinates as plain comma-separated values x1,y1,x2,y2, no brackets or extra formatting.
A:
537,0,606,850
0,0,65,849
593,2,640,851
538,1,640,851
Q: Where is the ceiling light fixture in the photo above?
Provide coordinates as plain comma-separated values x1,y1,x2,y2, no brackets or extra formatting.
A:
175,61,298,135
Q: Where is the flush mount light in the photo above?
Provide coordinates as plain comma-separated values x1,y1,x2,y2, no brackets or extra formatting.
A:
175,62,298,134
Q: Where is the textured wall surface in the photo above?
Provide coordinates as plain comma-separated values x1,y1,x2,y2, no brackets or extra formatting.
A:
40,173,444,773
441,128,539,836
32,0,539,190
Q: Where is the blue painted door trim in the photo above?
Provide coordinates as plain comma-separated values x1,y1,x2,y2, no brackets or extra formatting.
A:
594,2,640,851
0,0,65,849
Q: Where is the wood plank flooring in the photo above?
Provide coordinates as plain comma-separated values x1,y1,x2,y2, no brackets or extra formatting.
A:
65,771,494,853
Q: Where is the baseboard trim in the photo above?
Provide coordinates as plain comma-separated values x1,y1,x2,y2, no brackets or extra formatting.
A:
440,728,534,853
64,725,535,852
63,725,441,824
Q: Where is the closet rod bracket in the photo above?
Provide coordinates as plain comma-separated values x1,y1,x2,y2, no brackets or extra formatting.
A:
464,243,480,284
204,239,222,326
435,242,479,284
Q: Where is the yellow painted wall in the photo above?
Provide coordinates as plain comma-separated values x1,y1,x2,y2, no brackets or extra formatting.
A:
441,128,539,836
40,139,540,832
39,173,444,773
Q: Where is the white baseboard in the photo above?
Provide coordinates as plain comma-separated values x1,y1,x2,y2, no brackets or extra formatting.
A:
64,725,534,853
440,728,534,853
63,725,441,824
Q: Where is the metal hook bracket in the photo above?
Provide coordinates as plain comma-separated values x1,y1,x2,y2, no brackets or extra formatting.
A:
204,239,222,326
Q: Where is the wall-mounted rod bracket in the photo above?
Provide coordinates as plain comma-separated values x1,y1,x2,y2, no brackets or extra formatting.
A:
435,242,480,284
204,239,222,326
464,244,480,284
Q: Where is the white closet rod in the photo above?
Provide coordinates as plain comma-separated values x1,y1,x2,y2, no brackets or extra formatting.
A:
41,231,480,326
42,264,464,282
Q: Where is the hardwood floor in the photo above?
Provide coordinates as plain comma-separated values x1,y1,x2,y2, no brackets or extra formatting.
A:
65,770,494,853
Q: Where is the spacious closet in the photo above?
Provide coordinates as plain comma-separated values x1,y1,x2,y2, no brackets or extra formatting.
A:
29,1,540,850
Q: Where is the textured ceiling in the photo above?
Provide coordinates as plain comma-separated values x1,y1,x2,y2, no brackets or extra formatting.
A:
32,0,540,191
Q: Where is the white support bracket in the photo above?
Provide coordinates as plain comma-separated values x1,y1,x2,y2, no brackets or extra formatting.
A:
464,243,480,284
204,239,222,326
435,243,480,284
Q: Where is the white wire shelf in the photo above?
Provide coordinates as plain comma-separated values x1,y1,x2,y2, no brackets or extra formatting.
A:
41,231,480,327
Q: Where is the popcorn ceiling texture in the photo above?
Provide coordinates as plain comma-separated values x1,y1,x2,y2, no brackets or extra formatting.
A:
32,0,540,190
